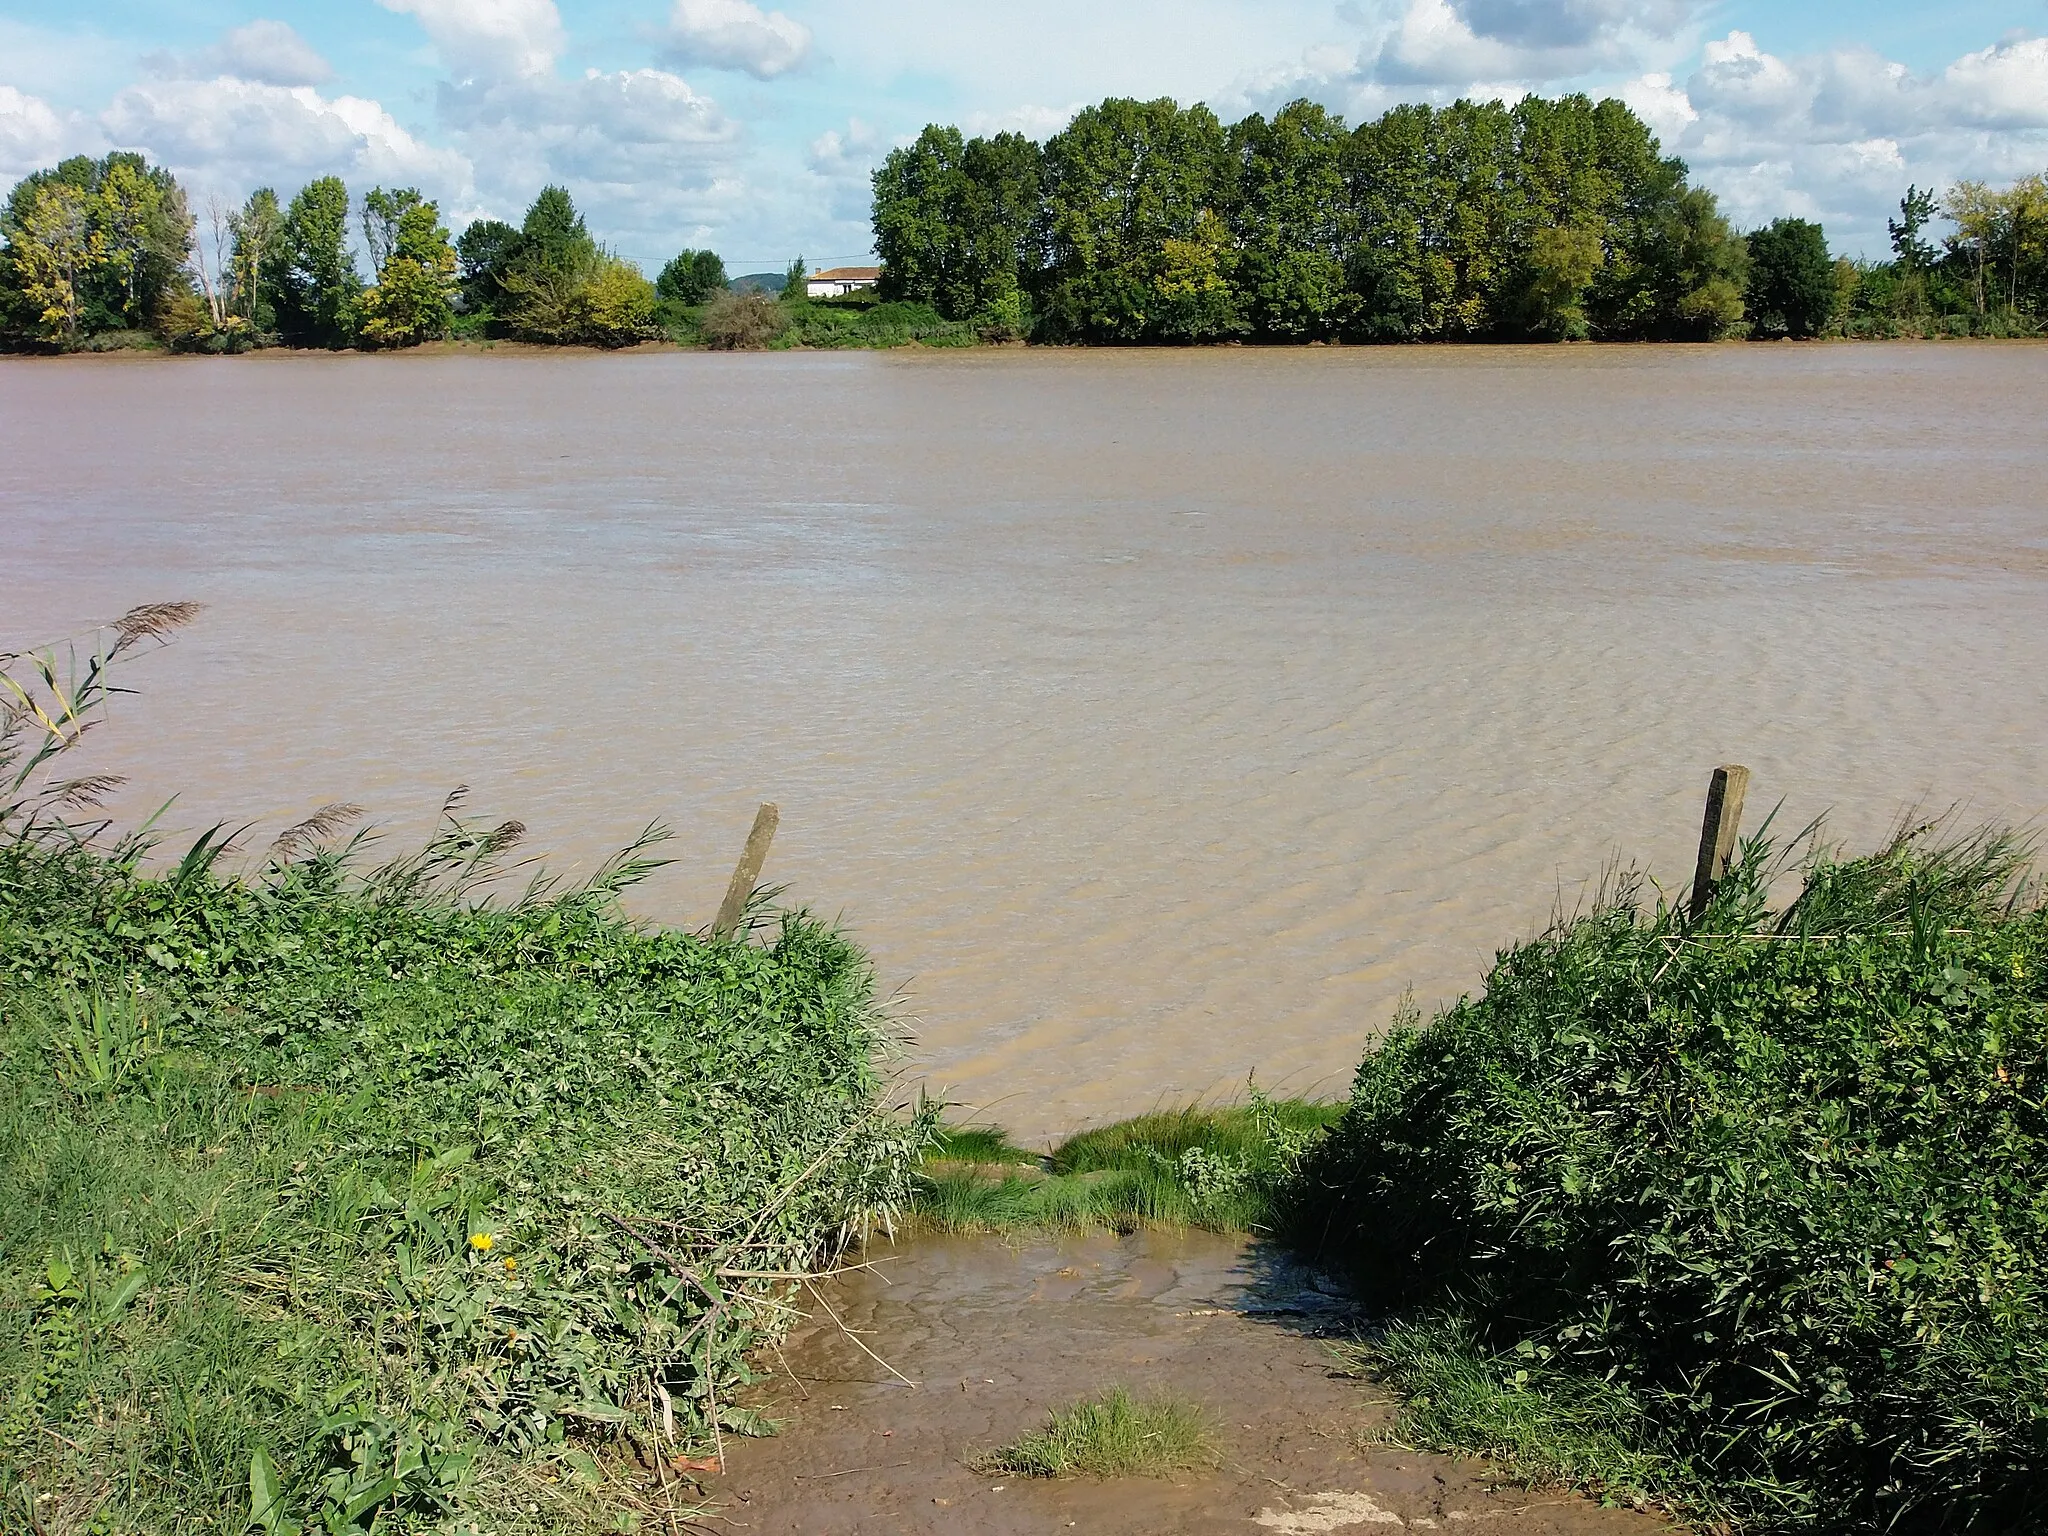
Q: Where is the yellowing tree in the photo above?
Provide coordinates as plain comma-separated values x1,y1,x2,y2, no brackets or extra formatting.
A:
13,183,101,345
356,194,458,349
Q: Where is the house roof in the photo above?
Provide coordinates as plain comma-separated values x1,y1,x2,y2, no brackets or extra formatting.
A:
812,266,881,281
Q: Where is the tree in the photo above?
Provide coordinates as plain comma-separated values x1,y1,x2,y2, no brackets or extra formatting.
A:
1887,184,1938,317
361,186,425,273
656,249,727,304
872,126,1041,324
228,188,286,332
581,257,658,346
1343,100,1520,339
276,177,359,348
1744,217,1834,338
782,256,808,301
519,186,593,274
1038,97,1234,341
0,151,194,345
357,194,457,348
1228,100,1353,339
455,218,522,315
6,182,95,345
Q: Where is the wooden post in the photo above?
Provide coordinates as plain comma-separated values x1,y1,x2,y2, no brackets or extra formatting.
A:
712,802,779,941
1688,765,1751,921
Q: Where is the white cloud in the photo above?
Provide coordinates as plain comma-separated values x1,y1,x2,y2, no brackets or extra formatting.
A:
434,67,742,250
1619,70,1694,144
661,0,811,80
375,0,563,81
1652,32,2048,253
0,84,72,183
100,77,474,210
1365,0,1704,86
150,20,335,89
959,103,1085,141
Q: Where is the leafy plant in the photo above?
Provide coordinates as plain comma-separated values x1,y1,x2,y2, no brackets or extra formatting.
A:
1290,818,2048,1532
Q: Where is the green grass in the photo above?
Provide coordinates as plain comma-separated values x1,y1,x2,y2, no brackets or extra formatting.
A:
912,1097,1343,1235
972,1388,1218,1479
1289,818,2048,1533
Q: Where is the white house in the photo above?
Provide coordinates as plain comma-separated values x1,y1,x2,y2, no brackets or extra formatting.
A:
807,266,882,298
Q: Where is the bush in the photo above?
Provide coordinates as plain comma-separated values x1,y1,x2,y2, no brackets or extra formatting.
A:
1289,822,2048,1532
698,289,787,350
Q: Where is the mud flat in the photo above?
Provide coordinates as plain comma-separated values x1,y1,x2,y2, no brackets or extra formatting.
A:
711,1231,1671,1534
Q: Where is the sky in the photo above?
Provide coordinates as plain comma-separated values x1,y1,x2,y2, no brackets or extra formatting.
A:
2,1,2046,273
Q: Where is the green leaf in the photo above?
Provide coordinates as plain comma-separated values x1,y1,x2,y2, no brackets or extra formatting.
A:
247,1447,284,1535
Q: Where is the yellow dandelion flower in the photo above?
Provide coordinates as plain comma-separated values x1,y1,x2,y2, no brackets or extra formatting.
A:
504,1257,518,1273
469,1232,495,1252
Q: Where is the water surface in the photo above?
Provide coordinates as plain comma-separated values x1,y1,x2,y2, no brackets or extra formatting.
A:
7,344,2046,1139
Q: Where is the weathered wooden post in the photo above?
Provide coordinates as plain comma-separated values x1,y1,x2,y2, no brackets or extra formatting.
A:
1688,765,1751,922
712,802,779,941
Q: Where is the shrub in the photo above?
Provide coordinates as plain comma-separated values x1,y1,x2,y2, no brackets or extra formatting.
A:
698,289,787,350
1289,822,2048,1531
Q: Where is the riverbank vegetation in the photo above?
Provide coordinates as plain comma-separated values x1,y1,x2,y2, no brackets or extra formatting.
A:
1288,821,2048,1532
912,1094,1339,1236
1,612,926,1534
875,95,2048,344
6,101,2042,354
972,1388,1219,1479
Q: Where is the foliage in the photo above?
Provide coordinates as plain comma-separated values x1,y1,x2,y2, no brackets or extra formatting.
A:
872,125,1042,327
455,217,522,317
1746,217,1837,338
972,1388,1218,1479
275,177,361,349
697,289,789,350
1288,821,2048,1532
0,615,925,1534
876,91,1754,344
656,248,727,304
914,1091,1338,1235
0,152,193,349
782,256,808,302
356,189,459,349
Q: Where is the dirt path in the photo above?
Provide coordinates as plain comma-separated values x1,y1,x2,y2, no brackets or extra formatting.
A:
703,1230,1672,1534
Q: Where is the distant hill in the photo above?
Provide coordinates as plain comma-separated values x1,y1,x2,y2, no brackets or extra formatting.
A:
728,273,787,295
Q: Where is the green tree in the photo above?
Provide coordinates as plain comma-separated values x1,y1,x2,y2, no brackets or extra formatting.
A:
655,248,727,303
229,188,287,332
1227,100,1353,339
455,218,522,316
276,177,359,348
872,126,1041,325
1343,100,1519,339
782,256,808,301
1886,184,1938,318
1745,217,1835,338
360,186,425,273
1038,97,1234,342
0,151,193,345
519,185,595,275
357,194,457,348
1638,184,1749,339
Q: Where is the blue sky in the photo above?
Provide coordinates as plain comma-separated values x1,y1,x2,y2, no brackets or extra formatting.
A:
4,1,2046,271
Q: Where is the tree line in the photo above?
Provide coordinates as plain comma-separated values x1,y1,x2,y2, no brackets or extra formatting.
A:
4,100,2044,353
0,161,736,353
872,94,2048,344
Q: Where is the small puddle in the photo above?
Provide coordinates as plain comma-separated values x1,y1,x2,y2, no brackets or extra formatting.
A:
708,1230,1671,1534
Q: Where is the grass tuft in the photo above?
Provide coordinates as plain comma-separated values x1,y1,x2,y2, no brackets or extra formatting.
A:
973,1388,1219,1479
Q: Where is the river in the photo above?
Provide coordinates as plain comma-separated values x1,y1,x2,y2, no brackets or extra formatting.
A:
7,343,2046,1139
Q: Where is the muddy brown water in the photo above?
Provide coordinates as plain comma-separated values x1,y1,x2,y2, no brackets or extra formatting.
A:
8,345,2048,1141
708,1230,1669,1533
